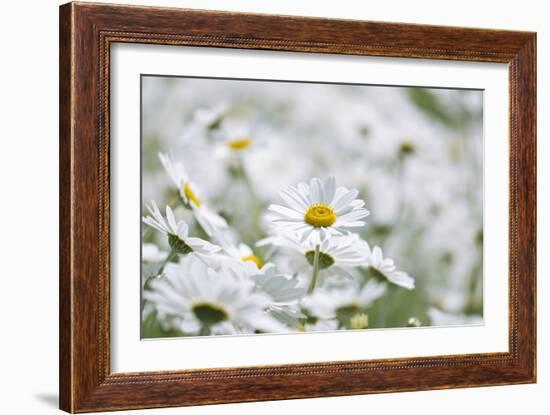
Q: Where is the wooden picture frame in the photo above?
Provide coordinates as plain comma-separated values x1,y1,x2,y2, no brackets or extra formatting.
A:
59,2,536,412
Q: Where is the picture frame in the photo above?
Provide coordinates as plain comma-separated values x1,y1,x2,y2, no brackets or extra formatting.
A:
59,2,536,412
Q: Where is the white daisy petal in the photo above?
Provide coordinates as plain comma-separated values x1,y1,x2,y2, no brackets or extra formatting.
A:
268,204,304,219
165,205,178,233
309,178,323,203
280,188,308,211
323,177,336,203
333,188,359,212
364,245,414,290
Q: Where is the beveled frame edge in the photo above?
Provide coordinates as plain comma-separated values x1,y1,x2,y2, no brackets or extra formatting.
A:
59,2,536,413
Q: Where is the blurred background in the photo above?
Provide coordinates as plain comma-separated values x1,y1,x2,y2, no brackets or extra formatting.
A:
142,75,483,331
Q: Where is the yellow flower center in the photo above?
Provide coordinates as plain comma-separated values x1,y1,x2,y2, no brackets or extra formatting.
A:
242,254,263,268
304,203,336,227
183,182,201,207
227,137,252,151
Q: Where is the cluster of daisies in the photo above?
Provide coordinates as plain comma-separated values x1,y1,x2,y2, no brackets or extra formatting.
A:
141,78,485,335
142,146,414,336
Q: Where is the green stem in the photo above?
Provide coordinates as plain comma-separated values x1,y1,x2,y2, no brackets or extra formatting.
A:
308,244,321,294
236,159,258,200
143,249,177,293
154,249,177,277
235,159,265,237
199,325,211,336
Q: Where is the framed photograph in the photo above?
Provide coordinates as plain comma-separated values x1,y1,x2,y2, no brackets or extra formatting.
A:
59,2,536,412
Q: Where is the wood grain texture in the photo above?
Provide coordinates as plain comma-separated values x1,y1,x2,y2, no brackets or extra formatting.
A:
59,2,537,412
59,3,73,411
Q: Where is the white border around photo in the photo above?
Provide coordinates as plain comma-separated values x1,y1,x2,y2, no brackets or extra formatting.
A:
110,44,509,373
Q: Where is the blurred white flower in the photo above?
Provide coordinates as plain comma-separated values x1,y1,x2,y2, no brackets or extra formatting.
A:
204,223,268,270
219,238,265,270
268,177,370,241
144,256,287,335
215,118,257,154
177,102,230,143
142,243,168,263
364,244,415,290
427,308,482,327
158,152,201,207
192,102,229,128
302,279,386,320
158,152,229,237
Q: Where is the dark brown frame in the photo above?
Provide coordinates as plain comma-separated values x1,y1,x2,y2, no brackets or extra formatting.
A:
59,2,536,412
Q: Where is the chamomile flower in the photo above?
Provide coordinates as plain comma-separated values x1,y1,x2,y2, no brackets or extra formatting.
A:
364,244,415,290
158,152,201,207
302,279,387,321
225,241,265,269
268,177,370,240
261,232,367,285
178,102,230,142
216,118,256,153
144,256,286,335
142,200,220,256
206,225,266,270
158,152,228,236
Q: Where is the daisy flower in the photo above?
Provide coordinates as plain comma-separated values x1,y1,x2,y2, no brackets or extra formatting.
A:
223,240,265,269
142,200,220,256
158,152,228,236
260,232,367,288
268,177,370,240
144,256,286,335
206,225,266,270
364,244,415,290
302,279,387,324
158,152,201,208
236,243,264,268
216,118,256,153
178,102,230,142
